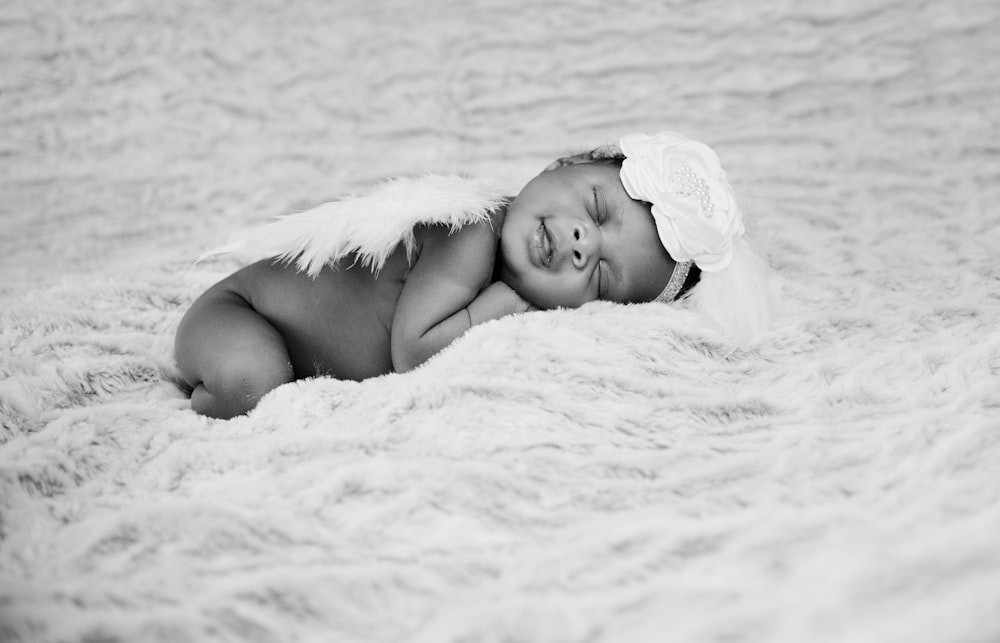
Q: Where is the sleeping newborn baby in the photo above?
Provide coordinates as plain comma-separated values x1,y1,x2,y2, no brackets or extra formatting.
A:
175,132,774,418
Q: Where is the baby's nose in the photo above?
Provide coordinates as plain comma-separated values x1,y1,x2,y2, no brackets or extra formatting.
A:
570,219,597,269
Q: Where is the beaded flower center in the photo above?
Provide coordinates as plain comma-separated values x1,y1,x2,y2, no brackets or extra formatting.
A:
670,164,714,218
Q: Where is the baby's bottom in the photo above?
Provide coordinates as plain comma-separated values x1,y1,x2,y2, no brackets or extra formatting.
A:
174,280,294,419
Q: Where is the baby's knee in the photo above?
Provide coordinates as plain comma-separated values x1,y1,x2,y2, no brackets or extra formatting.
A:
203,352,294,417
221,352,293,398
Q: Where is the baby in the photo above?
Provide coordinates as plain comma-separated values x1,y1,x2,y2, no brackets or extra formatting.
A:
175,132,773,418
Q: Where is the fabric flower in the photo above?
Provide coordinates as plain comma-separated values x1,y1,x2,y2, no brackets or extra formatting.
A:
619,131,745,272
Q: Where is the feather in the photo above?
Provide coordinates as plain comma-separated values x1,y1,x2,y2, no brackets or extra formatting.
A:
200,174,508,277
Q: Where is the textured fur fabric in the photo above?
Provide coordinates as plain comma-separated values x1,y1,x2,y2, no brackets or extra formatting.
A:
2,1,999,642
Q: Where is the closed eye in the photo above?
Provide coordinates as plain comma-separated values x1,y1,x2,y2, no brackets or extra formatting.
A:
591,186,606,225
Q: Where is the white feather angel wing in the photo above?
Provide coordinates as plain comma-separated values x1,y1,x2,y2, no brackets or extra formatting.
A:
200,174,508,277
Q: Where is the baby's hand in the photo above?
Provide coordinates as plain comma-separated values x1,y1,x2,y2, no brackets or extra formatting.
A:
468,281,535,326
493,281,537,313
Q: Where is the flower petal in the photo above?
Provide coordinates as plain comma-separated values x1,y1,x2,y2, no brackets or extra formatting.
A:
619,132,744,272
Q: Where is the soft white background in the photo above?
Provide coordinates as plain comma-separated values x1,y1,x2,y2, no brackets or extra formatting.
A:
1,1,999,642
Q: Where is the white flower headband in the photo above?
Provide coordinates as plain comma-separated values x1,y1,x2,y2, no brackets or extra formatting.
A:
618,131,746,303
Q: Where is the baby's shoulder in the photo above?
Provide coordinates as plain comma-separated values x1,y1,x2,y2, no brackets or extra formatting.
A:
410,216,499,285
416,214,500,254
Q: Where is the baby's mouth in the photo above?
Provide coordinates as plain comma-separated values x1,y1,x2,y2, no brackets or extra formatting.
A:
535,221,555,268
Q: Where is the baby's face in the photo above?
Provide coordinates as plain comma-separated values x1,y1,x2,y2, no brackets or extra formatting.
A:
499,162,675,309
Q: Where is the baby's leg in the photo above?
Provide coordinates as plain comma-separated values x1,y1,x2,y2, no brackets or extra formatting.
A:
174,281,294,419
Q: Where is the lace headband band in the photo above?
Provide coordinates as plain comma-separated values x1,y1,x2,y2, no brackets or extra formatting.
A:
654,259,693,303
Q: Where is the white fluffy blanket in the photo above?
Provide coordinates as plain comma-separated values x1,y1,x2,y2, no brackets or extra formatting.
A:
2,1,999,642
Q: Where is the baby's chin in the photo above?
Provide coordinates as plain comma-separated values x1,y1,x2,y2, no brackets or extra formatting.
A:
503,272,583,311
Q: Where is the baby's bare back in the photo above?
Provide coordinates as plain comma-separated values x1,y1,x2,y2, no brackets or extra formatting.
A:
225,245,412,381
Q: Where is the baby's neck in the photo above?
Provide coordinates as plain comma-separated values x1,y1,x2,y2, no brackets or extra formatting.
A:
493,197,512,231
491,201,511,285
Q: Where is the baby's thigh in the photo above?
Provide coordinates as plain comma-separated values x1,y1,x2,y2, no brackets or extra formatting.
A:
174,279,292,389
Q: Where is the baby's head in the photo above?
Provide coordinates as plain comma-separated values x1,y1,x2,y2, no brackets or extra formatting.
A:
499,131,773,343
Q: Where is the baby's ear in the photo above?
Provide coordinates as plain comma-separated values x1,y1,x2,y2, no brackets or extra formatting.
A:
543,151,594,172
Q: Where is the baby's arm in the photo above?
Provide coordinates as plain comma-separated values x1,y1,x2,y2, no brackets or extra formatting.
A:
391,222,530,372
